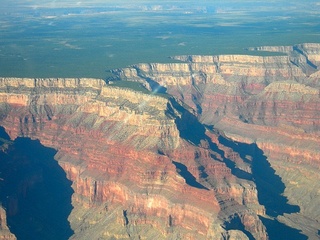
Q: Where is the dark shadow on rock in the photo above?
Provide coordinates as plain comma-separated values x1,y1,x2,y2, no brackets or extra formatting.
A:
223,157,253,181
133,66,167,94
0,126,10,140
207,136,252,181
165,99,302,237
198,165,208,179
145,77,167,94
169,98,206,145
172,161,208,190
224,214,255,240
0,127,74,240
218,136,300,217
169,100,300,214
191,91,203,115
169,99,253,181
218,136,253,165
218,134,305,239
250,145,300,217
259,216,307,240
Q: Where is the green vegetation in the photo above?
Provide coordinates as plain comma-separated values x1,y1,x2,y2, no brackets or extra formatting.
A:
1,2,319,78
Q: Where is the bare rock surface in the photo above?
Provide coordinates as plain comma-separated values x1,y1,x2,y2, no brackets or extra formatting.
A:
0,207,16,240
0,78,267,239
112,43,320,239
0,43,319,239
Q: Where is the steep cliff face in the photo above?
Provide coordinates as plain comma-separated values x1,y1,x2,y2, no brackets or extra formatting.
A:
0,129,74,240
116,43,319,129
0,43,319,239
112,43,320,239
0,207,16,240
0,78,269,239
114,43,320,135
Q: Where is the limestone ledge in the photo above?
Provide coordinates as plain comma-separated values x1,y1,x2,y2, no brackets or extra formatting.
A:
248,43,320,66
247,43,320,54
291,43,320,63
0,78,170,115
117,54,305,89
0,77,105,89
0,78,102,107
100,85,168,111
173,54,291,65
116,44,320,91
246,45,293,54
0,78,180,150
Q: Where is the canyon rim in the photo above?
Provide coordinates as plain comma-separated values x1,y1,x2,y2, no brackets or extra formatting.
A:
0,43,319,239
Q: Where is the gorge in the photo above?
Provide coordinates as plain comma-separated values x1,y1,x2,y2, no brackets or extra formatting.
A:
0,43,319,239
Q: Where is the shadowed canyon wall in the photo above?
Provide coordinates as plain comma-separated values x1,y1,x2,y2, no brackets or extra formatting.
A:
0,43,319,239
112,43,320,239
0,127,74,240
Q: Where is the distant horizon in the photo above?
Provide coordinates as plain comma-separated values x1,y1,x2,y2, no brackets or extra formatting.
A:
1,0,320,78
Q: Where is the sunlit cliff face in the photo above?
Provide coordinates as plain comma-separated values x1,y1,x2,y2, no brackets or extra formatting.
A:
0,43,319,239
0,0,320,239
0,77,264,239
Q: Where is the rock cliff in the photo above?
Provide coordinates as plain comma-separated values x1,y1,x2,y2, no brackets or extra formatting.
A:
0,43,319,239
0,78,269,239
112,43,320,239
0,207,16,240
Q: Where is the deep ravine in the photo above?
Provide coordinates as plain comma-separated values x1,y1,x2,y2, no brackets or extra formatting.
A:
0,127,74,240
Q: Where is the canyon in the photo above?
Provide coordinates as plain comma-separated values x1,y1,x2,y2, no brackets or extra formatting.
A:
0,43,319,239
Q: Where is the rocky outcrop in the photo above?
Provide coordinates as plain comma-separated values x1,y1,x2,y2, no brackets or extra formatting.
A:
239,80,320,132
0,43,319,239
112,43,320,239
0,207,16,240
0,78,269,239
0,134,17,240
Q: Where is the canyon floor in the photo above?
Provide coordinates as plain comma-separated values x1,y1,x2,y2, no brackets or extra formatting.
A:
0,43,319,239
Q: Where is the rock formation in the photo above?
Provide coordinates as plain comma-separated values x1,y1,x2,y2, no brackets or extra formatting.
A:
0,43,319,239
0,206,16,240
0,78,268,239
111,43,320,239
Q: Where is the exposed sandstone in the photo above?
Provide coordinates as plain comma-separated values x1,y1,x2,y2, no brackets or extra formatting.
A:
0,43,319,239
0,207,16,240
113,43,320,239
0,77,269,239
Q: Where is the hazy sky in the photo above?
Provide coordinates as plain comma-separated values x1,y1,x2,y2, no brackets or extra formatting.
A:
2,0,319,14
2,0,319,6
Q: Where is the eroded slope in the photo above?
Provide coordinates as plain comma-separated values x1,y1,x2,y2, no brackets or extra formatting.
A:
0,78,271,239
113,43,320,239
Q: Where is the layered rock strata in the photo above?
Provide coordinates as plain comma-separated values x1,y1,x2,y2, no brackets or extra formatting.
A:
0,43,319,239
113,43,320,239
0,78,268,239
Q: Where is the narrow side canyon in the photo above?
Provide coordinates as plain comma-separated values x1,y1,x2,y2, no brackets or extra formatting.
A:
0,43,319,239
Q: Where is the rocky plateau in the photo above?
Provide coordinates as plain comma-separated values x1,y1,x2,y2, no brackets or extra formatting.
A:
0,43,319,239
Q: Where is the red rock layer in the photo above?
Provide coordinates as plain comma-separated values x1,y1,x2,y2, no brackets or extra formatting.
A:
114,43,320,238
0,78,267,239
